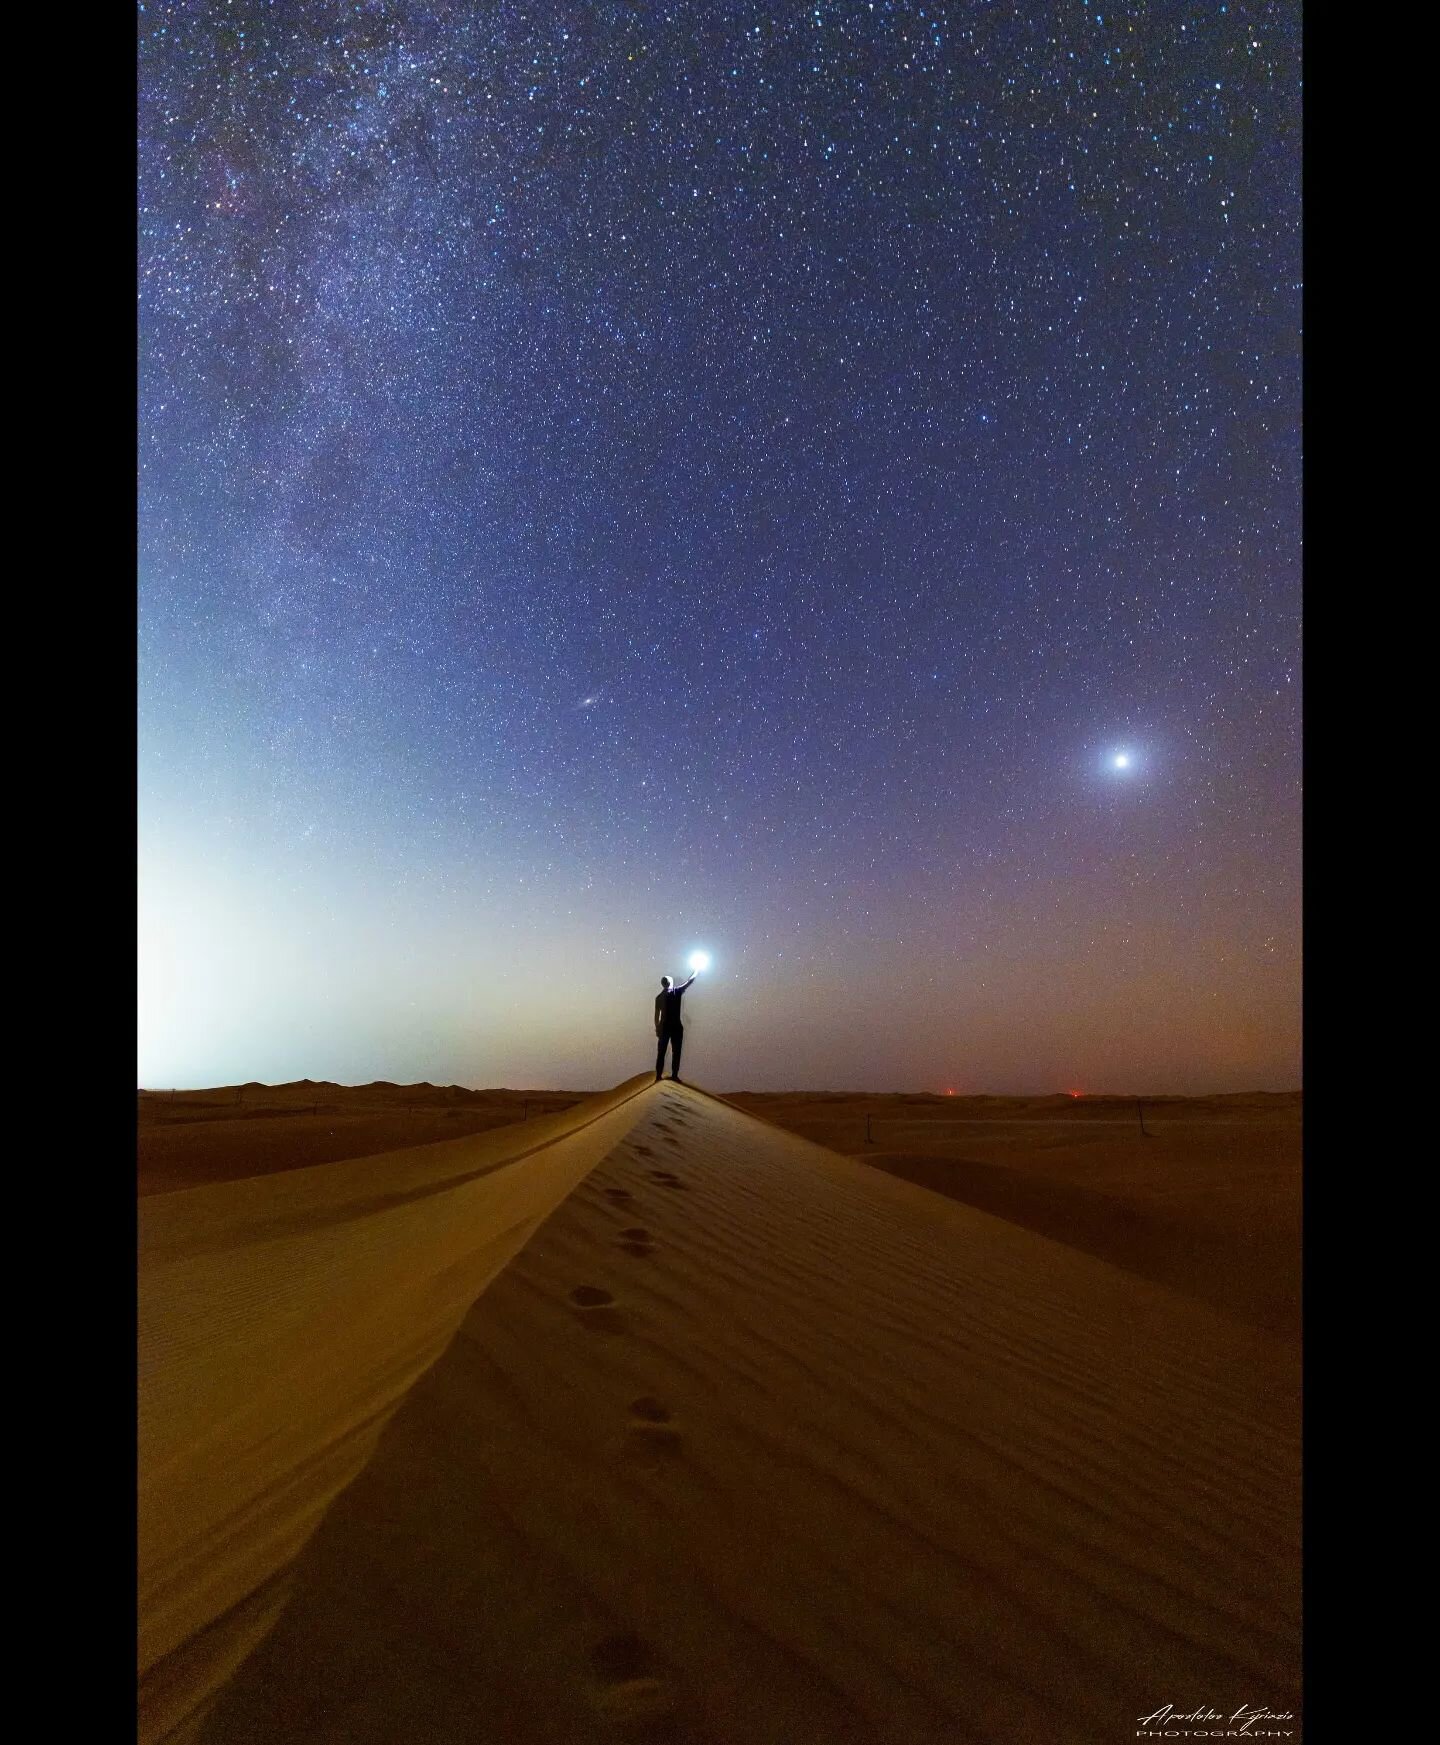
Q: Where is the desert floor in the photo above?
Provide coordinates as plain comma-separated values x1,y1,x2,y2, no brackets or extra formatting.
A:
139,1079,1300,1745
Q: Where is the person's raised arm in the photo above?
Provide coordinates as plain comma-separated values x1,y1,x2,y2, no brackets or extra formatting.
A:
680,973,698,991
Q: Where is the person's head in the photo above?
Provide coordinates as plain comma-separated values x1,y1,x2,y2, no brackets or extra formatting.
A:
659,975,672,989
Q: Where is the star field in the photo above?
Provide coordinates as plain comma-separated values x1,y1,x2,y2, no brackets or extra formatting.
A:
138,1,1301,1092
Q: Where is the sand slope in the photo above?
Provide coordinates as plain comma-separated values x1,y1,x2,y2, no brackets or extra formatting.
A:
185,1083,1300,1745
138,1074,654,1745
727,1093,1301,1340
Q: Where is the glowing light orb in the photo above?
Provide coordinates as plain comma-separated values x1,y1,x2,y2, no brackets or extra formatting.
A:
687,950,712,974
1112,753,1131,769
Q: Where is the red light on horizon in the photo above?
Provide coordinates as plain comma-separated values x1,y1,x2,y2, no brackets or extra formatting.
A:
1068,1090,1084,1099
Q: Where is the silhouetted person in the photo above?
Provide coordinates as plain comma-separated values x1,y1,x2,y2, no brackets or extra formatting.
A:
654,972,696,1081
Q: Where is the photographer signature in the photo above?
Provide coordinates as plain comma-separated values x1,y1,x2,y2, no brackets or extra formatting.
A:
1137,1704,1297,1737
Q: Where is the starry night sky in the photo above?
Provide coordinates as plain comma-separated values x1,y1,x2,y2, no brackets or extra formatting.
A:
138,1,1301,1093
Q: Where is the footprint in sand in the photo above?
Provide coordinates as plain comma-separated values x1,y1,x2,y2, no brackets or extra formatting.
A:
602,1186,635,1204
624,1397,683,1469
633,1143,657,1160
660,1134,682,1148
569,1285,625,1332
617,1227,656,1257
646,1170,688,1191
589,1633,681,1739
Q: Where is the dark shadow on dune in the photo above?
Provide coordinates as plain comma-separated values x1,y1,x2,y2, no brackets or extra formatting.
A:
862,1151,1299,1342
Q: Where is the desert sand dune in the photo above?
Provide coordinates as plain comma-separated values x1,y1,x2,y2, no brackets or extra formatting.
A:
137,1083,586,1195
138,1075,654,1745
728,1093,1301,1341
153,1082,1300,1745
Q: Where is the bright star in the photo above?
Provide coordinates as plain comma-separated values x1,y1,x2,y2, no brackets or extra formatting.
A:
1113,753,1130,769
687,950,712,974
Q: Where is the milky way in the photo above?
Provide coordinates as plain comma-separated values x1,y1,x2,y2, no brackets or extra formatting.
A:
138,1,1301,1093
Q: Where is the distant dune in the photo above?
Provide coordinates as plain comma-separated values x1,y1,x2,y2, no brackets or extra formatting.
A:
139,1079,1299,1744
137,1082,586,1195
726,1091,1301,1340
